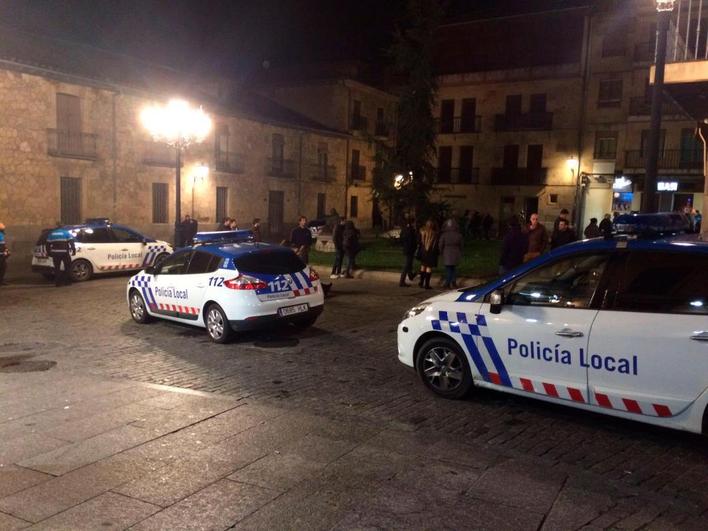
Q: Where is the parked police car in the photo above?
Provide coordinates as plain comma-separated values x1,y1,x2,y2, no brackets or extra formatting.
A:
398,217,708,434
32,220,172,281
126,230,324,343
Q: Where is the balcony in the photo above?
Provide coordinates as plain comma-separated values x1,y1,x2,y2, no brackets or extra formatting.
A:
309,163,337,182
349,165,366,181
494,112,553,132
628,96,685,116
350,115,368,133
215,152,245,173
434,116,482,134
624,149,703,171
47,129,97,160
266,158,296,178
435,167,480,184
374,121,391,137
490,167,548,185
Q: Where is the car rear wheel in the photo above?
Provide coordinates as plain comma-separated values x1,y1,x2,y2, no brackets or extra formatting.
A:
129,290,152,324
70,259,93,282
416,337,473,399
153,253,170,266
205,303,232,343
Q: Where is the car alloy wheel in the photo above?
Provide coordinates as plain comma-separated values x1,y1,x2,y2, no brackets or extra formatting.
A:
416,337,473,399
206,304,232,343
70,260,92,281
129,291,150,323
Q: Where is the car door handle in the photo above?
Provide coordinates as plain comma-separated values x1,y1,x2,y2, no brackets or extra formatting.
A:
121,248,129,251
555,328,584,338
690,331,708,341
85,247,96,250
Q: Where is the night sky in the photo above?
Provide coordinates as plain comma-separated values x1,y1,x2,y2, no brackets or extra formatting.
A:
0,0,591,78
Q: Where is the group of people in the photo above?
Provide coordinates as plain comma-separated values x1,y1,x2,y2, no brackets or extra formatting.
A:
398,216,464,290
176,215,199,247
217,217,262,242
461,210,495,240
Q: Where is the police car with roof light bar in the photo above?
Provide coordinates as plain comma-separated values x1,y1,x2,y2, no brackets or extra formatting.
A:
398,213,708,434
32,219,172,282
126,230,324,343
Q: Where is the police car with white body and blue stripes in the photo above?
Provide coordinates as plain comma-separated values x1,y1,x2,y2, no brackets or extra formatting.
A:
398,216,708,434
126,230,324,342
32,219,172,281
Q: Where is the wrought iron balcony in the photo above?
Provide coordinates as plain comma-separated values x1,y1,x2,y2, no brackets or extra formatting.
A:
349,165,366,181
47,129,97,160
624,149,703,170
435,167,480,184
266,158,296,177
350,115,368,133
628,96,685,116
494,112,552,132
215,152,245,173
490,167,548,185
435,116,482,134
309,163,337,182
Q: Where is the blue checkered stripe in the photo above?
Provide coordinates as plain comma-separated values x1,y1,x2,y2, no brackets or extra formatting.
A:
431,311,512,387
142,244,171,267
129,275,152,288
129,274,158,310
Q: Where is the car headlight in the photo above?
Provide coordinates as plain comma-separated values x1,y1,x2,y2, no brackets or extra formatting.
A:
403,304,430,320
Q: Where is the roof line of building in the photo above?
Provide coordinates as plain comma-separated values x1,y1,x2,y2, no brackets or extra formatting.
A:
439,5,591,28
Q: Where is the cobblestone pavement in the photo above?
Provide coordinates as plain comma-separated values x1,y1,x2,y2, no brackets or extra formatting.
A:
1,275,708,529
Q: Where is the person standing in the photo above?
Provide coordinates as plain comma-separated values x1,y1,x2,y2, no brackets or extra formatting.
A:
342,220,360,278
499,217,528,275
218,217,231,231
583,217,601,238
599,213,613,238
182,215,198,245
229,219,239,230
524,213,547,262
290,215,313,264
694,210,702,233
330,218,345,278
417,219,439,289
551,219,577,249
251,218,262,242
481,213,493,240
0,222,9,286
439,218,463,289
46,225,76,287
552,208,571,238
399,217,418,287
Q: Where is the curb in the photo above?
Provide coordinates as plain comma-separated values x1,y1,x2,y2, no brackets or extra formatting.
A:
310,262,492,287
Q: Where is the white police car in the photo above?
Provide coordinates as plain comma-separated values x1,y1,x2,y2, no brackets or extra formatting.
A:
126,231,324,343
32,220,172,281
398,228,708,434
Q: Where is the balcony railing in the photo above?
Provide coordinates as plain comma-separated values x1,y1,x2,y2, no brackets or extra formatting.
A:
266,158,296,177
349,165,366,181
350,115,368,133
490,167,548,185
215,152,245,173
47,129,97,160
494,112,553,132
435,116,482,134
309,163,337,182
624,149,703,170
374,121,391,137
435,167,480,184
628,96,686,116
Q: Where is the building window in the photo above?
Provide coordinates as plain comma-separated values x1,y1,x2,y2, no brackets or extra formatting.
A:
216,186,228,223
594,131,618,159
529,94,547,113
152,182,168,224
602,27,627,57
459,145,475,183
318,142,329,179
351,149,363,180
350,195,359,218
215,124,229,169
527,145,543,169
505,94,522,115
548,193,559,204
56,93,81,131
503,144,520,169
439,99,455,133
317,193,326,219
437,146,452,183
640,129,666,156
60,176,82,224
272,133,284,171
460,98,477,132
598,79,623,107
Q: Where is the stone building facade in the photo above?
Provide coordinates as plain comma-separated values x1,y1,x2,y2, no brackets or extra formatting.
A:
0,30,384,268
432,0,706,232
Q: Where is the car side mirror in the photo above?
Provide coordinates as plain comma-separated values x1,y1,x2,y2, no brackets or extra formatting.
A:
490,290,504,314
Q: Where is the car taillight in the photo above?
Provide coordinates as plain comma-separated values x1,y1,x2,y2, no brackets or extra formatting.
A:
309,268,320,282
224,274,266,290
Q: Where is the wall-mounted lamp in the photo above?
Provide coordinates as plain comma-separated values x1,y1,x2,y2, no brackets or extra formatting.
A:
567,156,579,175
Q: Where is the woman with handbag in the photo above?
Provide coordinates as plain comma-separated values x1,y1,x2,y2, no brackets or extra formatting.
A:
417,219,439,290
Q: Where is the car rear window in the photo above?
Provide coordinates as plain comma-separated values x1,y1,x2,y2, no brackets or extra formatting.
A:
233,248,305,275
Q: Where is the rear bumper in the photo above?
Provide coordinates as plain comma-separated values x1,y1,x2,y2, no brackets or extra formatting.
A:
230,304,324,331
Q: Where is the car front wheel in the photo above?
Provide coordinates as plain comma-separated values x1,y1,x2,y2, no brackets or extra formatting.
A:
129,290,152,324
205,303,232,343
416,337,473,399
70,259,93,282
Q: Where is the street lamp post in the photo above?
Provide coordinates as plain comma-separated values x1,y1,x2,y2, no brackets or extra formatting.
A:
644,0,676,213
140,99,212,247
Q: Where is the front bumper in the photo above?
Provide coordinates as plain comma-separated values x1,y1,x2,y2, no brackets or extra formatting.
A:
230,304,324,331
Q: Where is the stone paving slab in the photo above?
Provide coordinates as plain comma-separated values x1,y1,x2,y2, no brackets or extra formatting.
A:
0,466,53,499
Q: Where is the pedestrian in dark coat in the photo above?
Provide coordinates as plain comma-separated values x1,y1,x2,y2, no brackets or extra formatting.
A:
399,217,418,287
524,213,547,262
46,225,76,286
439,218,463,289
499,217,528,275
598,214,613,238
417,219,439,289
551,219,577,249
330,218,345,278
583,218,601,239
342,220,360,278
290,216,313,264
182,215,198,245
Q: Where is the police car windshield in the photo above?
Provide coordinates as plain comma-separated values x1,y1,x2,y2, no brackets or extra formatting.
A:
233,249,305,275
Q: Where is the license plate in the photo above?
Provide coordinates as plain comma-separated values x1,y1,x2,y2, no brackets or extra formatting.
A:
278,303,309,317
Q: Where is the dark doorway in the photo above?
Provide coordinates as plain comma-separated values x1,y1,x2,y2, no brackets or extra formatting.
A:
268,190,284,237
440,99,454,133
523,197,539,222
